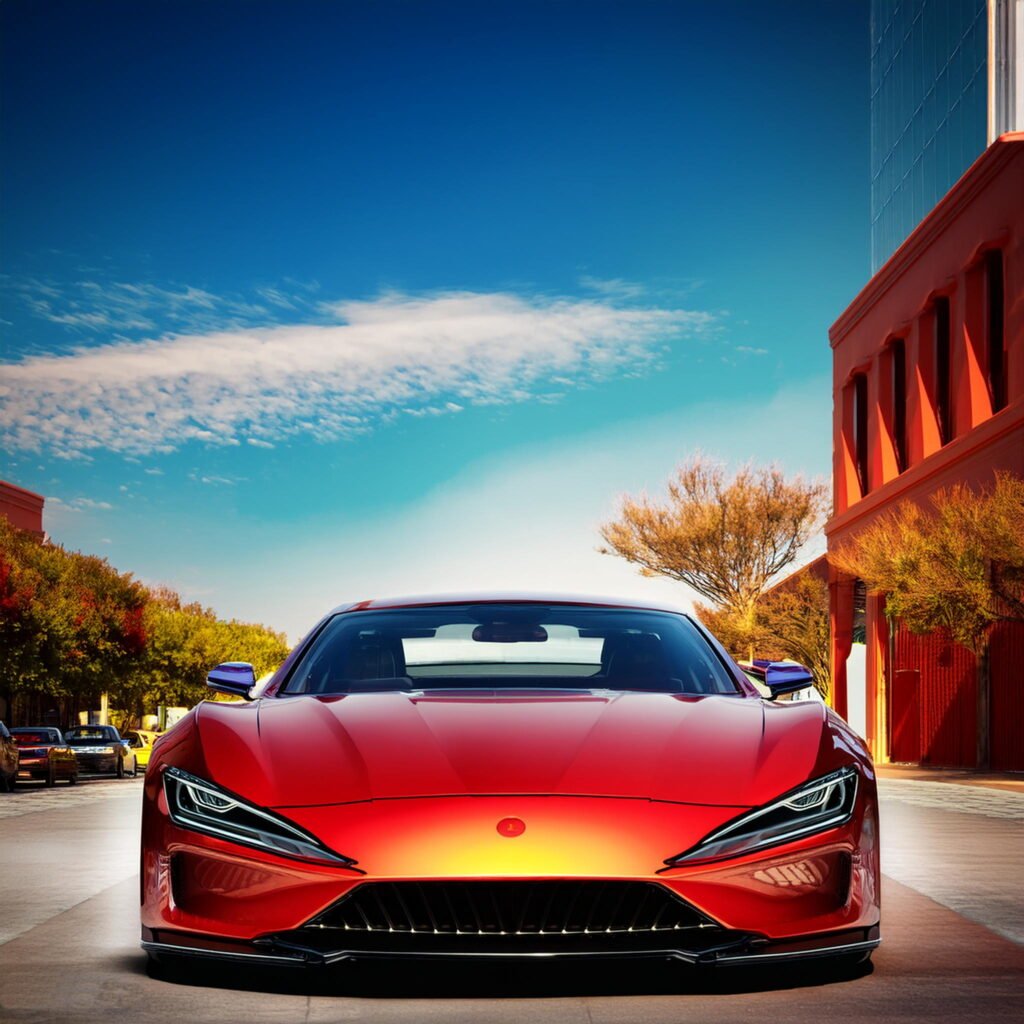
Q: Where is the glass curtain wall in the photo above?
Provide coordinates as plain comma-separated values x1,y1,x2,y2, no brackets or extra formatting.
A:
870,0,988,271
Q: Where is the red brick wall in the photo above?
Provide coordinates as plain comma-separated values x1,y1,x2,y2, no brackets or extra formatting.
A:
0,480,44,538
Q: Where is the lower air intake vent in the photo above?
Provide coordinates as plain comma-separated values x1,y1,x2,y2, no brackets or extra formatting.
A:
311,881,710,936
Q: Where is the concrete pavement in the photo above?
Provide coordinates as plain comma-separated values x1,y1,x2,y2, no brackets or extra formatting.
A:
0,775,1021,1023
878,778,1024,944
0,777,142,946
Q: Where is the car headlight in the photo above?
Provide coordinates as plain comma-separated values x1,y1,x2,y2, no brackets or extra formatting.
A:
667,766,858,865
162,766,356,866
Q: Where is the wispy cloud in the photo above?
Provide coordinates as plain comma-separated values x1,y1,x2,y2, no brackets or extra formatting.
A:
3,277,320,338
578,276,647,300
48,495,114,512
0,290,714,458
189,473,244,486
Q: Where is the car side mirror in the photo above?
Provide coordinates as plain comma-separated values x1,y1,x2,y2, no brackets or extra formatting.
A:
756,660,815,699
207,662,257,701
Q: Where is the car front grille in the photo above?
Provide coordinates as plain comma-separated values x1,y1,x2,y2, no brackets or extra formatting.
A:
309,881,712,936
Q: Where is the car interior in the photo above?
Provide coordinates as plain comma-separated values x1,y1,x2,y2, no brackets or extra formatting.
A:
285,612,734,697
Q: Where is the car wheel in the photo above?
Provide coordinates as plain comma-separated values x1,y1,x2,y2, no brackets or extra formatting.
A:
45,765,56,787
131,760,139,778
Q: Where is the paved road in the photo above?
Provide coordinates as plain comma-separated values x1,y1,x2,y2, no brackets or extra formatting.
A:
0,777,1022,1024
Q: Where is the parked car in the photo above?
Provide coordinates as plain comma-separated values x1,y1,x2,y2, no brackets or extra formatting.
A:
0,721,19,792
123,730,161,771
64,725,138,778
10,728,78,786
141,593,879,974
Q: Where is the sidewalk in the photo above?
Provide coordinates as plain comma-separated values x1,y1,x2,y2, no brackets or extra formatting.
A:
877,763,1024,794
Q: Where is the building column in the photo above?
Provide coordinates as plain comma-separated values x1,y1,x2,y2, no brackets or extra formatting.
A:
829,566,854,719
866,593,889,763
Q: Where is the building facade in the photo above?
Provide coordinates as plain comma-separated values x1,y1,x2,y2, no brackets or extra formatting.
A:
827,133,1024,769
871,0,1024,270
0,480,45,539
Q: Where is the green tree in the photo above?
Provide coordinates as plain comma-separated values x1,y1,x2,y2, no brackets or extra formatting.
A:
125,588,290,723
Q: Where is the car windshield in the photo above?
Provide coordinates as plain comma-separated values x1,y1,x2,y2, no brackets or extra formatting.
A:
65,728,117,744
282,604,739,696
12,730,61,745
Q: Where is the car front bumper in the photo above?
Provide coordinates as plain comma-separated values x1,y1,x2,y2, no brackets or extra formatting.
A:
141,923,880,967
141,777,881,968
74,753,119,772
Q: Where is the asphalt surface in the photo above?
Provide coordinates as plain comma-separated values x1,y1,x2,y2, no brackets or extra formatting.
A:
0,775,1022,1023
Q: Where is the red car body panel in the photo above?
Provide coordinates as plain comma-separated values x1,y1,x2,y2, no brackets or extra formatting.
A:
140,595,880,968
195,691,830,808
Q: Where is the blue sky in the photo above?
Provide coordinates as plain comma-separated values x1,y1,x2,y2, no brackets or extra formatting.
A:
1,1,869,639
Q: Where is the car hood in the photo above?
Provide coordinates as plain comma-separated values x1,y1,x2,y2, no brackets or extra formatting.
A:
197,691,830,809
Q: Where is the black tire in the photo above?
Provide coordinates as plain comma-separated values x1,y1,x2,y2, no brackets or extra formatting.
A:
131,759,139,778
45,765,56,787
116,759,125,780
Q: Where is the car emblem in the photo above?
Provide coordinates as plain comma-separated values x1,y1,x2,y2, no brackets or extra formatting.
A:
496,817,526,837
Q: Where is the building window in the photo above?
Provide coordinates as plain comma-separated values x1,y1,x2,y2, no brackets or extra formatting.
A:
986,250,1006,412
852,579,867,644
933,296,952,445
853,373,869,496
890,339,907,472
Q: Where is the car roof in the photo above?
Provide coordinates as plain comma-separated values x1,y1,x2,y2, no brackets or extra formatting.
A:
330,592,688,616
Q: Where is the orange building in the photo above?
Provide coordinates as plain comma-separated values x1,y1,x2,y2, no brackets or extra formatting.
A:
0,479,45,539
826,133,1024,770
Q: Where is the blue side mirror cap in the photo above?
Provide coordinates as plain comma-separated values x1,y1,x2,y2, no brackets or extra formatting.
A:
207,662,257,701
753,659,815,698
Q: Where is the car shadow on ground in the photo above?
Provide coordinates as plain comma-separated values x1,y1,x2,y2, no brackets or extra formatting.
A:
118,952,873,998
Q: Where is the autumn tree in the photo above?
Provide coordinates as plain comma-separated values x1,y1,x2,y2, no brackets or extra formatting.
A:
831,472,1024,767
599,457,828,658
754,572,832,698
0,518,290,729
690,573,831,697
0,516,148,721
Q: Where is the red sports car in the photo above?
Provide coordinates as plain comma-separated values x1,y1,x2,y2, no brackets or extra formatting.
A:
140,595,880,972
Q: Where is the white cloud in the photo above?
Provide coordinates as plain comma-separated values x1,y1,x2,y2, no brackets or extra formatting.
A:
246,438,275,449
189,473,243,486
143,467,164,475
0,290,713,457
578,275,646,299
47,495,114,512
